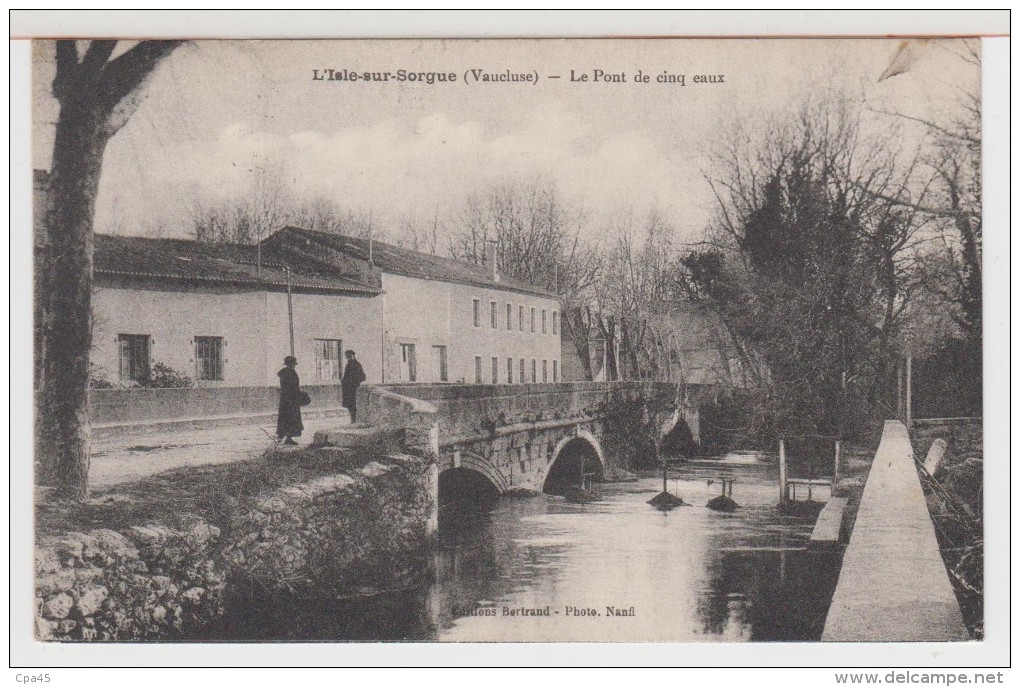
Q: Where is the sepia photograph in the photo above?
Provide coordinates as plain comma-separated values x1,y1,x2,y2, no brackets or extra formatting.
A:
11,10,1009,674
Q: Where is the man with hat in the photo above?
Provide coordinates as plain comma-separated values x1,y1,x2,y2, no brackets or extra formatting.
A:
341,350,367,424
277,355,304,445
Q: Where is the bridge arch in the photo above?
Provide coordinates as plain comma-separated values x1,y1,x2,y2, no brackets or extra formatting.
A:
544,431,606,495
438,461,503,521
451,450,510,493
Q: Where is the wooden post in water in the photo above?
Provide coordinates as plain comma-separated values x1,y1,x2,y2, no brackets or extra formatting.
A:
808,450,814,502
778,438,788,505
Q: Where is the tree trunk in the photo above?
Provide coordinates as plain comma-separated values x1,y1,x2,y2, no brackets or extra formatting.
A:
38,95,111,501
564,308,594,380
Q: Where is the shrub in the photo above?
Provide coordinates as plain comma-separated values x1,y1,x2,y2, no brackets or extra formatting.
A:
140,362,194,389
89,365,115,389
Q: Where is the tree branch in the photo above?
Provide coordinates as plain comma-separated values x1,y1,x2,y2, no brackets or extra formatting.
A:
80,40,117,79
97,40,185,114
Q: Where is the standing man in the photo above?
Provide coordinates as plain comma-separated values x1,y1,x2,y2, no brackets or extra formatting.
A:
341,350,367,424
277,355,304,445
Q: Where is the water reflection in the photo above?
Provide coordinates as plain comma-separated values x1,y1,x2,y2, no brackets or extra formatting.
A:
207,459,841,642
429,462,840,642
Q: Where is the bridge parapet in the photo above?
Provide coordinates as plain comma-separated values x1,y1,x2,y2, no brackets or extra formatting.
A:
376,381,701,439
357,386,439,464
357,381,710,495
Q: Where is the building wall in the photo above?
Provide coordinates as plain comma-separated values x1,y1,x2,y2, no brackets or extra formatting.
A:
380,272,562,385
92,283,270,388
264,290,382,385
92,282,381,388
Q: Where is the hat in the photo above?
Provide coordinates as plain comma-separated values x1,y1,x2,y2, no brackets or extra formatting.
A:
284,355,298,365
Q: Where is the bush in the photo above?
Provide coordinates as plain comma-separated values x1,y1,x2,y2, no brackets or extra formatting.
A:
140,362,194,389
88,371,115,389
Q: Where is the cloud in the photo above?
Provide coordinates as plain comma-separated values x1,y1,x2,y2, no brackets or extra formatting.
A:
95,103,700,241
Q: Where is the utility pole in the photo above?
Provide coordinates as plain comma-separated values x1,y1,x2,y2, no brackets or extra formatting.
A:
286,266,295,357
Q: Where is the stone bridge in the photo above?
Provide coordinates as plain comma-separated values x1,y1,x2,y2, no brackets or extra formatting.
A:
338,382,714,500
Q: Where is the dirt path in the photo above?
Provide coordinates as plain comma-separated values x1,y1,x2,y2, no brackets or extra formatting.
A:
89,416,347,490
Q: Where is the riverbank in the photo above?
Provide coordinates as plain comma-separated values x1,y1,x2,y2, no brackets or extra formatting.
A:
911,418,983,639
34,439,436,641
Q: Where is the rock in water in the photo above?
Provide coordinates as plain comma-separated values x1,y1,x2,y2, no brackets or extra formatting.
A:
504,486,541,498
706,495,738,512
648,491,686,511
563,486,599,503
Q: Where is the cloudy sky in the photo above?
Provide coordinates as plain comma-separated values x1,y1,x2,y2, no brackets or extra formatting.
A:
32,38,978,245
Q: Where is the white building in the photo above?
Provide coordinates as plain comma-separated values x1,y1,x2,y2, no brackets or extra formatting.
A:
88,226,562,388
90,234,382,388
264,226,563,385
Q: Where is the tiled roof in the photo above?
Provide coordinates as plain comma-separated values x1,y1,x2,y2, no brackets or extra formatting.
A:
274,226,560,299
94,234,380,295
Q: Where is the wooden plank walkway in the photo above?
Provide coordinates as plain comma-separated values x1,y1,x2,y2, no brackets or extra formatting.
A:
822,421,969,641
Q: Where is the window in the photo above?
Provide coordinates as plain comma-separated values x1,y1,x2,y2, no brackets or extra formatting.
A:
506,303,513,330
530,307,536,332
542,359,548,382
552,311,559,335
491,357,499,384
531,359,537,383
507,357,514,383
553,359,559,382
432,345,448,382
520,358,525,384
314,339,343,381
473,299,481,327
490,301,498,329
542,309,547,334
118,334,150,383
400,343,417,382
475,356,482,384
194,336,224,381
518,305,524,331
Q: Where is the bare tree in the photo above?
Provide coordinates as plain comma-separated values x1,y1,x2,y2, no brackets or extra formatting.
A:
39,40,184,500
450,180,600,299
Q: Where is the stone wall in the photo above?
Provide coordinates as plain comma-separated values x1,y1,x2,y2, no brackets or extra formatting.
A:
35,454,435,641
90,384,345,426
823,421,969,641
221,456,436,598
377,381,703,445
35,519,224,641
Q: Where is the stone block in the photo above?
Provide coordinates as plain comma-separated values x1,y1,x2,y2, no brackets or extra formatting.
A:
36,569,76,595
42,593,73,619
35,616,57,640
76,586,109,617
89,529,138,559
35,548,62,575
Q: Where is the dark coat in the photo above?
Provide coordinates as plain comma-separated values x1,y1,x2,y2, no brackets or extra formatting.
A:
341,358,366,407
277,366,304,437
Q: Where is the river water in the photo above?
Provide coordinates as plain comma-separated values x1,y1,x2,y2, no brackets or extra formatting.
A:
216,457,843,642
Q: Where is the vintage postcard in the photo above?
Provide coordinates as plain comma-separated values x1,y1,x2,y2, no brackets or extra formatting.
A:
13,13,1009,671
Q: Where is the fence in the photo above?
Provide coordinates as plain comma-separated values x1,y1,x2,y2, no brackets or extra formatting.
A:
778,434,841,504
